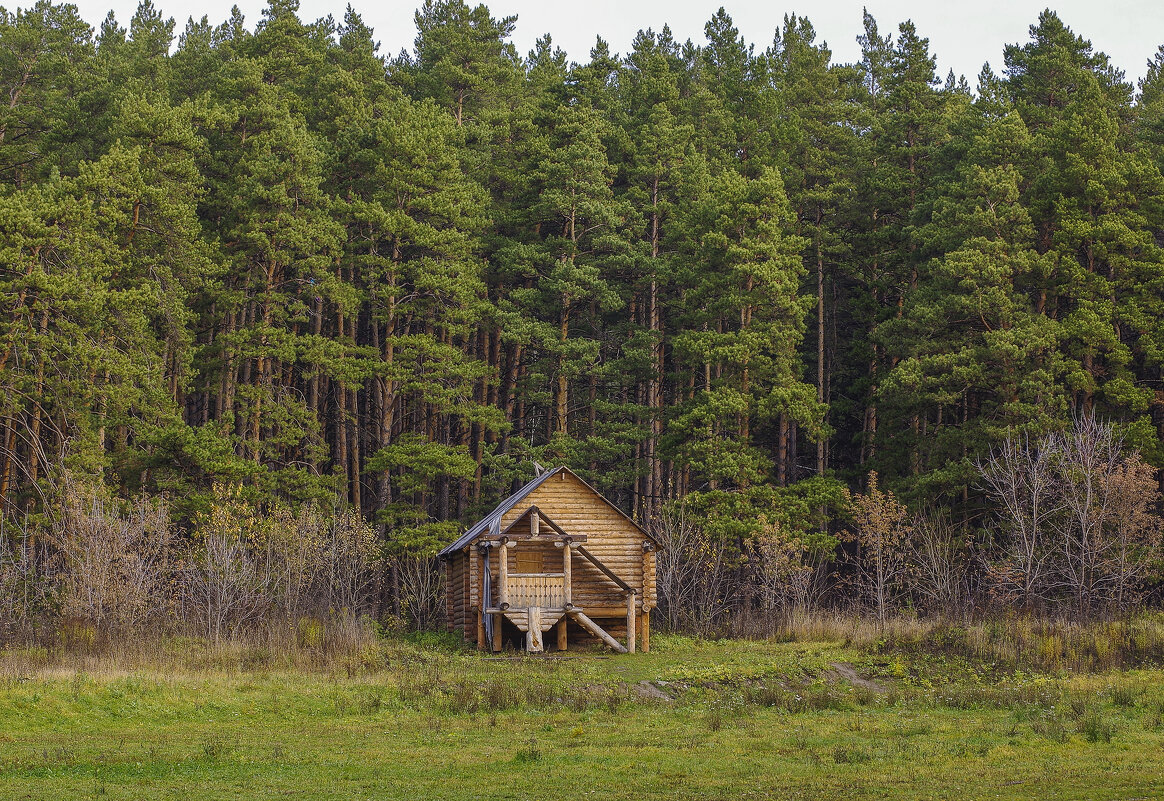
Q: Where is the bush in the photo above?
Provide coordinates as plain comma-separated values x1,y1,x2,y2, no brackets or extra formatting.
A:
1079,711,1116,744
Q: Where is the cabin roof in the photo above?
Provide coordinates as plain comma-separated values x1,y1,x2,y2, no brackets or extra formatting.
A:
437,466,655,557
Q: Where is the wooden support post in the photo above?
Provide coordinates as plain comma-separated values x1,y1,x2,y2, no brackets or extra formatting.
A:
641,608,650,653
556,617,568,651
642,543,654,609
498,539,510,610
476,545,487,650
568,610,628,654
626,592,637,654
492,612,502,651
530,508,540,536
562,541,573,606
526,606,543,653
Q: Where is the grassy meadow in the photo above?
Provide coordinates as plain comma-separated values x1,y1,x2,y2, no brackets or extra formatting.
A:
2,620,1164,800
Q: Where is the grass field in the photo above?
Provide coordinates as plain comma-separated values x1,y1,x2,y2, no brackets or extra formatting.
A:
2,629,1163,800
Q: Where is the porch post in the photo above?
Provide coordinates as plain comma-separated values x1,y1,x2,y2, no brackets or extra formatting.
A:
498,538,510,610
626,591,636,654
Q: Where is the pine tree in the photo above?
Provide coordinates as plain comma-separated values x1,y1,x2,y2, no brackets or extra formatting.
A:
669,167,815,490
879,109,1065,504
766,15,860,483
1004,11,1161,457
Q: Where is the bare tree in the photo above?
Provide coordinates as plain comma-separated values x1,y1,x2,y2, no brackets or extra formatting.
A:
906,510,967,617
1050,416,1123,614
977,433,1062,610
652,502,732,635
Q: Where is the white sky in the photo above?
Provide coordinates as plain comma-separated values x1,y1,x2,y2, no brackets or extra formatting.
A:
67,0,1164,85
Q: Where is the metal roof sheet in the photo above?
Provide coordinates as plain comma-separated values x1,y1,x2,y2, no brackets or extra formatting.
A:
436,467,561,557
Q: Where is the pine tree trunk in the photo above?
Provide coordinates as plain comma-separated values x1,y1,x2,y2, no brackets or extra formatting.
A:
556,304,570,441
816,244,826,475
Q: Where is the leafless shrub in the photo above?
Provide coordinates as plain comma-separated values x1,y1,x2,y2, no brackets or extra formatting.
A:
321,508,380,615
0,520,46,640
749,515,812,633
652,501,732,635
183,493,275,642
906,510,968,617
396,554,443,631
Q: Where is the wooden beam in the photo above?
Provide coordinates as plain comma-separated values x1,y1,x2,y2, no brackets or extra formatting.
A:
533,508,585,542
530,508,540,536
626,592,636,654
576,545,633,593
492,612,502,651
567,609,628,654
641,609,650,653
556,618,568,651
482,531,532,541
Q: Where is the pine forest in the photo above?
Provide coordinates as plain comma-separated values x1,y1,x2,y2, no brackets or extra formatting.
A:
2,0,1164,636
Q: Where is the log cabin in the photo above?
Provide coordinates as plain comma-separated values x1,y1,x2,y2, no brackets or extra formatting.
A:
438,466,658,653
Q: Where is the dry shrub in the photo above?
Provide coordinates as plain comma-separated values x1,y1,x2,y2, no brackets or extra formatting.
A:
842,473,911,623
183,485,380,642
53,480,175,631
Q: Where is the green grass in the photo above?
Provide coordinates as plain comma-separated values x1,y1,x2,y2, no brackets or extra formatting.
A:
2,634,1163,800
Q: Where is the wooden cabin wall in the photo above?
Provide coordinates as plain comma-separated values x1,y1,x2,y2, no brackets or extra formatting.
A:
461,551,471,635
446,552,467,635
445,558,454,632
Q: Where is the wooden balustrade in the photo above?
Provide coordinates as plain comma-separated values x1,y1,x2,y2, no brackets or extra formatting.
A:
506,572,566,610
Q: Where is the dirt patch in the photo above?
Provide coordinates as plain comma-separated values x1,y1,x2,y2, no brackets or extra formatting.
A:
828,662,886,693
635,680,675,701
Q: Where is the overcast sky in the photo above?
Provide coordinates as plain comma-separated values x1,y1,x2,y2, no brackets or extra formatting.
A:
67,0,1164,86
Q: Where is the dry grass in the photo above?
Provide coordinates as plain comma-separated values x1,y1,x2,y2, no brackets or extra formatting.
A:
768,609,1164,673
0,615,385,680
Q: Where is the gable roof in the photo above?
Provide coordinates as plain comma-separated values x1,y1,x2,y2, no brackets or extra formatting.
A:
437,466,655,557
